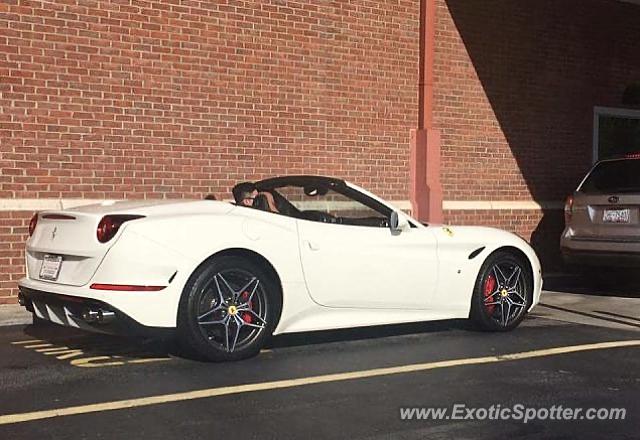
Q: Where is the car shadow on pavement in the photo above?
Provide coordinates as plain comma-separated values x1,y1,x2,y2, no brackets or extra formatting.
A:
267,319,472,349
16,318,474,363
20,323,177,362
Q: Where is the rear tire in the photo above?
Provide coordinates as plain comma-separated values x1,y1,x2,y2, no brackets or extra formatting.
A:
470,251,532,331
177,256,281,362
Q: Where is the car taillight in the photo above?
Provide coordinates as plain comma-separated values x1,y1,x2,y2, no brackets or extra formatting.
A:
564,195,574,225
28,213,38,236
96,215,145,243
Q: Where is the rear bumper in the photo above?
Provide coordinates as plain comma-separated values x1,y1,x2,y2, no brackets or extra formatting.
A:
18,275,184,328
18,287,174,338
561,248,640,268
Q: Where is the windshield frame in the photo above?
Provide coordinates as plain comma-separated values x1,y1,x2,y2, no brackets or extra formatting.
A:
255,175,392,219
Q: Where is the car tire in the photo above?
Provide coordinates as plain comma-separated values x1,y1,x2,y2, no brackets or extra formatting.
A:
469,250,532,332
177,256,281,362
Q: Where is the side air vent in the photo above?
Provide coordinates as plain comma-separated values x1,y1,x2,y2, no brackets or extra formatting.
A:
468,247,485,260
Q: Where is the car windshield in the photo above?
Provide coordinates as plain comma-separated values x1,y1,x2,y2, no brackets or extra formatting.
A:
579,159,640,194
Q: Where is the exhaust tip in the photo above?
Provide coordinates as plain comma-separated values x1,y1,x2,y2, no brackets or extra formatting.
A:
17,292,26,306
82,308,99,323
96,309,115,324
81,308,115,324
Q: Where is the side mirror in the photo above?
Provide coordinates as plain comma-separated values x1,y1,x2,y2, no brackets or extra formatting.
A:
390,211,410,233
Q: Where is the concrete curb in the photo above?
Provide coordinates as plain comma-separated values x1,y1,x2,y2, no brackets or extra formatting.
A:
0,304,32,326
536,290,640,331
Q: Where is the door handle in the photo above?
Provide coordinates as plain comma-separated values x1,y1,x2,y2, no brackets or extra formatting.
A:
306,240,320,251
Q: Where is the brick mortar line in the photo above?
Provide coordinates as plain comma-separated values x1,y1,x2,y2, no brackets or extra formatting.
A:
443,201,564,210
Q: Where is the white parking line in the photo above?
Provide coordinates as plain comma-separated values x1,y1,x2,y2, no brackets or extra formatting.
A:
10,340,44,345
0,339,638,426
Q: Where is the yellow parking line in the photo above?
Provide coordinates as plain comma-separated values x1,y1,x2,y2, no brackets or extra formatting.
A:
23,343,54,349
35,346,70,353
125,358,173,365
0,339,638,426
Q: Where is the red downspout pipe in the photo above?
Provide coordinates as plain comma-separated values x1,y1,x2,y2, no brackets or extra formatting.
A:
410,0,443,223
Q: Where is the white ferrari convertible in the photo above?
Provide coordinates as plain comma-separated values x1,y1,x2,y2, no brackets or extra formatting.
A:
18,176,542,361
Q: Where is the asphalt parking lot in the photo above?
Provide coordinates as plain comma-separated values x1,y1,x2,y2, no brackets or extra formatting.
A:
0,277,638,440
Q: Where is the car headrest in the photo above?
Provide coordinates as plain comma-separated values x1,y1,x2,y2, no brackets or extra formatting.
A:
252,193,270,211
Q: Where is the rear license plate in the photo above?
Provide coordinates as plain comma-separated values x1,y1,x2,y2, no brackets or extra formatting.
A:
39,254,62,281
603,208,630,224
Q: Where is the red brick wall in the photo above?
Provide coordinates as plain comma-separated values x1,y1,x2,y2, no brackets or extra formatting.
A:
435,0,640,203
0,0,420,301
434,0,640,269
0,212,30,303
3,0,639,302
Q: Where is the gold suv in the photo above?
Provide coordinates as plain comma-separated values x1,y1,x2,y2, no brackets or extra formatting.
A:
561,155,640,268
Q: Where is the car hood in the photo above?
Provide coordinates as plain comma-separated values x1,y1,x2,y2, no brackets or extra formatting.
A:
429,224,529,248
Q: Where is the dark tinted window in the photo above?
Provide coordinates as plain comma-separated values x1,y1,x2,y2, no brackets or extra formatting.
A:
580,159,640,193
597,115,640,160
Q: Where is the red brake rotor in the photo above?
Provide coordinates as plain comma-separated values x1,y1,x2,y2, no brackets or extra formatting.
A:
483,274,496,314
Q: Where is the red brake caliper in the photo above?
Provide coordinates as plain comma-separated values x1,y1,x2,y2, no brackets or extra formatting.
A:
483,274,496,314
240,291,253,324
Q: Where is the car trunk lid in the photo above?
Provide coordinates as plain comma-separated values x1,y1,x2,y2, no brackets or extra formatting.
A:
26,199,233,286
571,193,640,242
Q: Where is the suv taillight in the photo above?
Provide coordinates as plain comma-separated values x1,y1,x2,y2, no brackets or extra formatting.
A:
564,195,574,225
28,213,38,236
97,215,145,243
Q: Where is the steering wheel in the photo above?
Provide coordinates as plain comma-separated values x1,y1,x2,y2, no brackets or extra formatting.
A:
302,210,337,223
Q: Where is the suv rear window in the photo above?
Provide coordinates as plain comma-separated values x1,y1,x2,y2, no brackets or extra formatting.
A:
579,159,640,193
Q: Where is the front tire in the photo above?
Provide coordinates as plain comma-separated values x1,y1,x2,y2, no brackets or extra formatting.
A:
470,251,532,331
177,256,281,362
